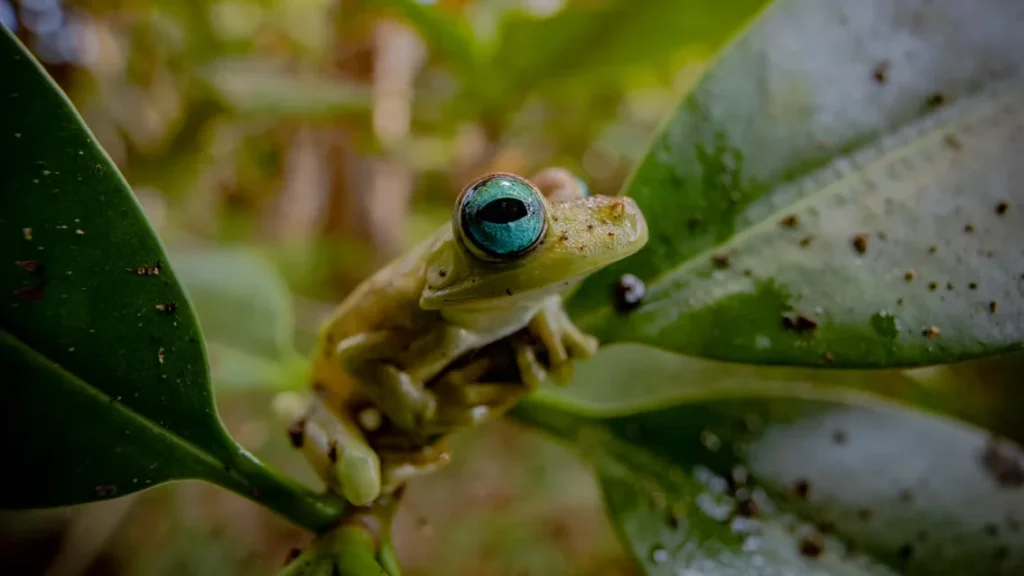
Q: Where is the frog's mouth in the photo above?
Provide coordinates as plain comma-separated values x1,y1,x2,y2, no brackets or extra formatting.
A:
420,195,648,309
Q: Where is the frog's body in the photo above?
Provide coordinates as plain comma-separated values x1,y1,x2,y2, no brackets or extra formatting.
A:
292,169,647,506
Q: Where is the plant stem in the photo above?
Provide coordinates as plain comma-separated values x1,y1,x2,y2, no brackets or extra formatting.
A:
226,447,347,532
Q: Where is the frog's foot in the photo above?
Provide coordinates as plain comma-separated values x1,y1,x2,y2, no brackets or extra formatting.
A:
282,396,382,506
526,296,599,386
532,167,588,202
335,331,439,432
379,442,453,494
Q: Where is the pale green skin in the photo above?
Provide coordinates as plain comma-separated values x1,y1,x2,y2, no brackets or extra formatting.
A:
290,168,648,506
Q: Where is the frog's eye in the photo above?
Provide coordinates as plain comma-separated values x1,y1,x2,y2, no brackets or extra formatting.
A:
457,174,547,260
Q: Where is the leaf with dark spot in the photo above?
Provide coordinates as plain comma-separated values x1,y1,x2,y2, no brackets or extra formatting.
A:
567,0,1024,369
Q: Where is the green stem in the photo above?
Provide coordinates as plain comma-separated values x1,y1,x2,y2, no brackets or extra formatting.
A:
226,448,347,532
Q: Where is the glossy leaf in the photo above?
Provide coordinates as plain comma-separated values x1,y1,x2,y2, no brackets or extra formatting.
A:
568,0,1024,368
199,58,372,118
489,0,769,97
535,342,1024,447
512,393,1024,575
0,27,341,529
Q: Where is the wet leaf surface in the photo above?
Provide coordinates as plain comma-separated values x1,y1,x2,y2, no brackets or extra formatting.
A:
569,0,1024,368
513,394,1024,575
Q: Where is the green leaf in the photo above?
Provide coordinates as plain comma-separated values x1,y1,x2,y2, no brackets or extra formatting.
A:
489,0,769,97
198,58,372,118
513,394,1024,575
0,27,341,529
568,0,1024,368
535,342,1024,447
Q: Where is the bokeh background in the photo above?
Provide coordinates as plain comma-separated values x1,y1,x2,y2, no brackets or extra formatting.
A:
0,0,758,574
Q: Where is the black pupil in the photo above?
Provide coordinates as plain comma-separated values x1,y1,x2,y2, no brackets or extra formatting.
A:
477,197,528,224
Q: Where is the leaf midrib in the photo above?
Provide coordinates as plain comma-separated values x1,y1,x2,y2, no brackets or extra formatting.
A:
0,328,247,489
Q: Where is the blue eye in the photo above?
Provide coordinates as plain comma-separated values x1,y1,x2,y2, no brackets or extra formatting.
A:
459,174,546,260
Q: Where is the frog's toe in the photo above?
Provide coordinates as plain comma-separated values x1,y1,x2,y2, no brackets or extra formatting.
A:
334,448,382,506
564,326,599,359
547,360,575,385
514,337,548,390
410,391,438,429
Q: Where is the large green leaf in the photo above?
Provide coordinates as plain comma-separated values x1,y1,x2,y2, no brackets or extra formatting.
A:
513,393,1024,575
488,0,769,99
533,343,1024,445
568,0,1024,368
0,27,341,529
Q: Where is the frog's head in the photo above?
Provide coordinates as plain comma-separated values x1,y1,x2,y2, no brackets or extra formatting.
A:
420,172,647,309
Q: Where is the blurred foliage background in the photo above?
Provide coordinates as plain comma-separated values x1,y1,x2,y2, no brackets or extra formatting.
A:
0,0,761,574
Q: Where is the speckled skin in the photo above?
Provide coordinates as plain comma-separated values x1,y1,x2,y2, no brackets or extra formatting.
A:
293,169,648,506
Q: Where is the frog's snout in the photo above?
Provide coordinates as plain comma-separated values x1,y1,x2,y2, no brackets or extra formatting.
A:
546,195,648,263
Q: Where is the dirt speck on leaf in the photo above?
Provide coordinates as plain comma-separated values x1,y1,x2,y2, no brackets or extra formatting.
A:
712,251,731,269
13,285,44,300
15,260,40,273
996,201,1009,215
897,544,914,562
799,234,814,247
133,262,162,276
832,430,847,445
964,223,975,233
790,479,811,500
981,438,1024,487
155,302,178,314
989,301,998,314
904,269,916,281
922,326,940,339
852,234,868,254
944,134,962,150
782,312,818,333
924,92,946,109
799,531,825,557
779,214,799,228
873,61,890,84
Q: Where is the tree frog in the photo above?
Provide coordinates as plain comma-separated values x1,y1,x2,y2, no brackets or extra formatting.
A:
289,168,648,506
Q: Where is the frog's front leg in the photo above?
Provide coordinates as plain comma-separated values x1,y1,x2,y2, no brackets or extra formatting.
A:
527,295,599,385
337,324,479,432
